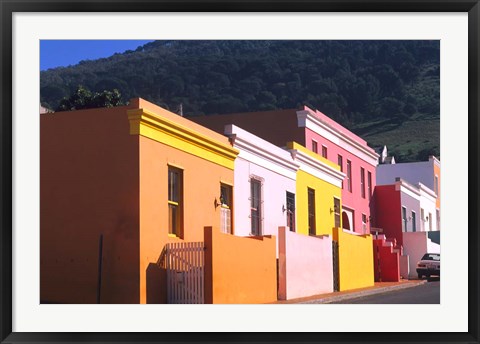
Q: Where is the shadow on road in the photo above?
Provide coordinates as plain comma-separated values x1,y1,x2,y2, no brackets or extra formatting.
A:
426,276,440,282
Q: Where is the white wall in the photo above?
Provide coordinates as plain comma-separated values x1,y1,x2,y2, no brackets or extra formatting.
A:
419,188,438,232
403,231,441,279
234,156,296,238
399,255,410,279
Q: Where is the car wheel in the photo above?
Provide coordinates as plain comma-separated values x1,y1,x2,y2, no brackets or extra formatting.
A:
418,274,423,279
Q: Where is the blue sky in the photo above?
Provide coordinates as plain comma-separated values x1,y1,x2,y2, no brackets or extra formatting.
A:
40,40,154,71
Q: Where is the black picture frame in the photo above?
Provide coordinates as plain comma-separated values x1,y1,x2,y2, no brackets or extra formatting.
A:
1,1,479,343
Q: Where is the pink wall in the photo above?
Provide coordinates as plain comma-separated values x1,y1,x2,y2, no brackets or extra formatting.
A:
372,236,400,282
305,128,376,234
278,227,333,300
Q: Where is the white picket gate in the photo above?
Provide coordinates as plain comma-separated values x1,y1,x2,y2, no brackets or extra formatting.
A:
164,242,205,304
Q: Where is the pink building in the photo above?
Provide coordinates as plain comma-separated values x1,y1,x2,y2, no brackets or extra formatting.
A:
190,106,379,234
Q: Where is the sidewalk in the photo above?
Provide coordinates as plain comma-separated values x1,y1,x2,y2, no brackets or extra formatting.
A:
273,279,427,304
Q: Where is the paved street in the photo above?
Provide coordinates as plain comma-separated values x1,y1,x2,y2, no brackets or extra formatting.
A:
330,278,440,304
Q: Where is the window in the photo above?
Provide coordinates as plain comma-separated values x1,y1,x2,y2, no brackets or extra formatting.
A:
250,178,262,235
334,197,341,228
168,167,183,237
421,208,425,231
434,175,439,195
220,184,232,234
346,160,352,192
286,192,296,232
436,209,440,230
362,214,367,234
311,140,318,154
321,145,328,158
338,155,343,188
367,171,372,200
429,212,433,231
402,206,407,232
308,188,316,236
411,211,416,232
360,167,366,198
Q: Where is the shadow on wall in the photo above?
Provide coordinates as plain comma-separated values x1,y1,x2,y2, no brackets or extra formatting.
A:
146,247,168,304
146,263,167,304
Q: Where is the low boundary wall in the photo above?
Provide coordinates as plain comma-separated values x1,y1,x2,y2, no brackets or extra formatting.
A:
278,227,333,300
204,226,277,304
333,228,374,291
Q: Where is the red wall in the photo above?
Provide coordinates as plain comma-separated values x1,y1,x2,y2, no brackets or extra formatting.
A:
372,237,400,282
373,185,404,246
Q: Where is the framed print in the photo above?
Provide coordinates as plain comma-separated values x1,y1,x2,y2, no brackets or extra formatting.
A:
1,1,479,343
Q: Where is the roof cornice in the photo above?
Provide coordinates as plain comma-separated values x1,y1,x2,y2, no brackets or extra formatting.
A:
297,110,379,165
289,144,345,188
226,125,299,175
128,108,239,169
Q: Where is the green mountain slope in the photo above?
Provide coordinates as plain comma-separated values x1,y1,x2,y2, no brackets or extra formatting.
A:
40,40,439,162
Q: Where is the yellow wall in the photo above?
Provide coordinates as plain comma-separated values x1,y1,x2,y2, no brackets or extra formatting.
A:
333,227,374,291
296,169,342,236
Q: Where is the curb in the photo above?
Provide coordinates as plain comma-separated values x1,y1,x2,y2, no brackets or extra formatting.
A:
299,280,428,304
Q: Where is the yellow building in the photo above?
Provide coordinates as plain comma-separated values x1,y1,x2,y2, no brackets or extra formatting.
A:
288,142,374,291
287,142,344,236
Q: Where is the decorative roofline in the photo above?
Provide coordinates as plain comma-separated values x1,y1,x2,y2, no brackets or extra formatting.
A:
395,177,437,201
288,142,345,187
128,108,239,169
297,110,380,164
225,125,300,174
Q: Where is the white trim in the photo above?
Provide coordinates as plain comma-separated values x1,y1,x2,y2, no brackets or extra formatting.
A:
289,148,345,188
297,110,379,166
225,125,300,180
418,182,437,202
430,155,441,168
396,179,421,199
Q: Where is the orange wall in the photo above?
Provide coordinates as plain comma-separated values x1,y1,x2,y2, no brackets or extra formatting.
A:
40,106,140,303
139,137,234,304
41,99,236,304
203,227,277,304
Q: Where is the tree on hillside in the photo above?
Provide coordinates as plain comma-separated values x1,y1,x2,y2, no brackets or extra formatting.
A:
56,86,123,111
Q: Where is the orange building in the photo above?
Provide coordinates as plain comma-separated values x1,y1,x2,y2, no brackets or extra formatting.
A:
40,98,238,304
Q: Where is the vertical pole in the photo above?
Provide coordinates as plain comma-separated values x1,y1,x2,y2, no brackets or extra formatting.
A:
96,234,103,304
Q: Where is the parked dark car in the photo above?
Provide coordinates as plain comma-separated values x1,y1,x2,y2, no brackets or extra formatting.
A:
416,253,440,279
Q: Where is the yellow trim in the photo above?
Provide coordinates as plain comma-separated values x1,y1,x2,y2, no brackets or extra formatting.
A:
128,108,239,170
168,234,179,238
168,200,179,206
